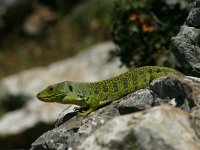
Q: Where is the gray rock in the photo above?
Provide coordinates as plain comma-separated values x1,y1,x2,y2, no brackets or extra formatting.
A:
171,0,200,71
79,106,200,150
150,76,200,112
191,107,200,139
31,103,120,150
117,89,154,114
150,76,194,111
186,0,200,28
171,25,200,71
31,76,200,150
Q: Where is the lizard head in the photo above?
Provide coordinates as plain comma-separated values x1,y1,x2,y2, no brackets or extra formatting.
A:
36,81,87,107
36,82,72,103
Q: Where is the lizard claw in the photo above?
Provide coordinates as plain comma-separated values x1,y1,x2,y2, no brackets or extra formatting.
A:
73,107,80,112
76,108,95,117
73,106,95,117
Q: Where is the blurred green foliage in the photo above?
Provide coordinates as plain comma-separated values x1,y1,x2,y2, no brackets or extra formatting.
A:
111,0,189,69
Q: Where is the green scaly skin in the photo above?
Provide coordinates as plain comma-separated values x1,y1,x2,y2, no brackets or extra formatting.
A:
36,66,184,116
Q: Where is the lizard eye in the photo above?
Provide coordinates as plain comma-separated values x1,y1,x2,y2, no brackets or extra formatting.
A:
68,85,73,92
49,87,53,92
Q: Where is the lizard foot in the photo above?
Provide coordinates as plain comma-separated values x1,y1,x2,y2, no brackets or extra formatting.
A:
73,106,88,113
76,108,95,117
73,107,80,112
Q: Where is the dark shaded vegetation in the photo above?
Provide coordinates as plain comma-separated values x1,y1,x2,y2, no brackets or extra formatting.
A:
111,0,192,74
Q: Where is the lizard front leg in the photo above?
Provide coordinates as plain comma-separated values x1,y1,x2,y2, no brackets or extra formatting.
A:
76,96,100,117
76,107,97,117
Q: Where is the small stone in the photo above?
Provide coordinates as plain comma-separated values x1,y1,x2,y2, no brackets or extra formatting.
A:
91,121,97,126
118,89,154,115
100,119,105,124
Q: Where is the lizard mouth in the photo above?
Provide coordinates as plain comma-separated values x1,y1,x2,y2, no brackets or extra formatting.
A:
37,93,66,101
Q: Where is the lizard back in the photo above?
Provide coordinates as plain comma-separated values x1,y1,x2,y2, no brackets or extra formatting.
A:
86,66,183,102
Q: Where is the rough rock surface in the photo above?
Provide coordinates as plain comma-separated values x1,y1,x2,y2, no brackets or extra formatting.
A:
79,106,200,150
0,42,127,148
171,0,200,71
150,76,200,111
31,76,200,150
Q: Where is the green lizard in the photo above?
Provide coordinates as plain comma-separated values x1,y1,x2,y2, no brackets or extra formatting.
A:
36,66,184,116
